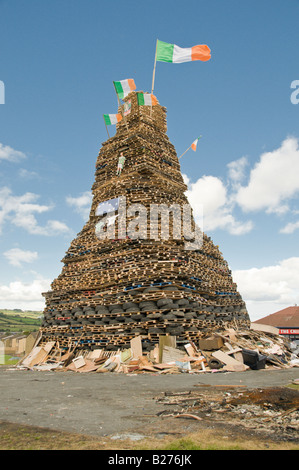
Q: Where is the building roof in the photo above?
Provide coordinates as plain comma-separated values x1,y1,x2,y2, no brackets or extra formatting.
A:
254,306,299,328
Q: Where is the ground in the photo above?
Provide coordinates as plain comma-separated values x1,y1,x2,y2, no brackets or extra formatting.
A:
0,366,298,450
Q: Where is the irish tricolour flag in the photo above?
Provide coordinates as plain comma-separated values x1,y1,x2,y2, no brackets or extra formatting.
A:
113,79,136,100
103,114,122,125
191,137,201,151
137,93,158,106
156,40,211,63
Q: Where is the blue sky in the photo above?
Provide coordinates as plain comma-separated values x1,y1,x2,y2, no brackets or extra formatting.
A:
0,0,299,321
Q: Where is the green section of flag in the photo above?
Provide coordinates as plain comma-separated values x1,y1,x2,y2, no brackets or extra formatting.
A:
156,40,174,63
103,114,112,125
137,93,145,106
113,81,124,99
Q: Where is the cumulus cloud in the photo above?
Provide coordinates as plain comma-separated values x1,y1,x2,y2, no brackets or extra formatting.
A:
3,248,38,267
0,143,26,163
233,257,299,319
184,136,299,235
280,220,299,234
236,137,299,214
0,277,50,310
227,156,248,184
66,191,92,220
185,175,253,235
0,187,70,236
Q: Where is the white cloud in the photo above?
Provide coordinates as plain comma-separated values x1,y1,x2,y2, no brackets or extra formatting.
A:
0,186,71,235
280,220,299,234
0,143,26,163
184,136,299,235
227,156,248,184
233,257,299,321
4,248,38,267
18,168,39,179
236,137,299,213
0,277,50,310
185,175,253,235
66,191,92,220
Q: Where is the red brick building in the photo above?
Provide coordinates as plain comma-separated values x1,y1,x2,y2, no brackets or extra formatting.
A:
254,306,299,344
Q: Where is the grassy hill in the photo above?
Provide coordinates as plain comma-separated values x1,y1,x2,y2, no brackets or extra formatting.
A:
0,309,42,334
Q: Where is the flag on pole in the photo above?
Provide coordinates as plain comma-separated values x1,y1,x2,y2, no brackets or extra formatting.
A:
191,137,201,151
156,40,211,63
179,136,202,160
113,79,136,100
103,113,122,125
137,92,158,106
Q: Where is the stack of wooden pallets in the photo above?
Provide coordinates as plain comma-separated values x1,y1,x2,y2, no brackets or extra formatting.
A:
40,91,250,353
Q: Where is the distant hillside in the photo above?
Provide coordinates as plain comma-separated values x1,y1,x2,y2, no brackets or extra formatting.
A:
0,309,42,333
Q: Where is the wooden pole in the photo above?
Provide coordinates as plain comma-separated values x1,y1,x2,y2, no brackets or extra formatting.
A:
150,40,158,118
103,116,110,138
178,145,192,160
151,39,158,95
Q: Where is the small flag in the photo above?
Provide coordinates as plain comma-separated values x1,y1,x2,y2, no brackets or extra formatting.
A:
156,40,211,63
103,114,122,125
113,79,136,100
191,136,202,151
123,100,131,116
137,92,158,106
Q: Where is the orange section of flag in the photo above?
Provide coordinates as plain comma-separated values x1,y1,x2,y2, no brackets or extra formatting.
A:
191,44,211,62
127,79,136,91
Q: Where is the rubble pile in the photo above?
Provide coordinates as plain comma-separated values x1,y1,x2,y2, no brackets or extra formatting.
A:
18,324,299,374
156,384,299,441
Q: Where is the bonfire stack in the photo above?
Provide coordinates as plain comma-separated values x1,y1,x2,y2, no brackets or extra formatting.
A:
40,91,250,353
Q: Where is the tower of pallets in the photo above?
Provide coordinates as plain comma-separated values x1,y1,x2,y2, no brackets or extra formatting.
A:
41,91,250,352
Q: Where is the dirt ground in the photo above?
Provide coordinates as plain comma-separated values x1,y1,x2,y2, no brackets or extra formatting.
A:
0,366,298,449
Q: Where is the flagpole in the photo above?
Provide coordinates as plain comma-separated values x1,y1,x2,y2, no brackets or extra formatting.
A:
150,40,158,118
179,136,202,160
113,82,129,131
103,116,110,138
151,39,158,95
178,145,192,160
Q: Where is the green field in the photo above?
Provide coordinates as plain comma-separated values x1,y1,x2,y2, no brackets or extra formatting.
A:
0,309,42,334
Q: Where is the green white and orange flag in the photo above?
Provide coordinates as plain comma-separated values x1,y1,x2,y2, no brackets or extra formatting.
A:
113,79,136,100
191,137,201,151
179,136,202,160
103,113,122,125
137,92,158,106
156,40,211,63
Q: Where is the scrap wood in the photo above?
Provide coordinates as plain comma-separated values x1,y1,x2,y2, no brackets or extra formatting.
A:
160,413,203,421
130,336,142,359
174,413,203,421
184,342,197,357
212,349,249,372
162,345,186,363
72,355,86,369
152,363,175,370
